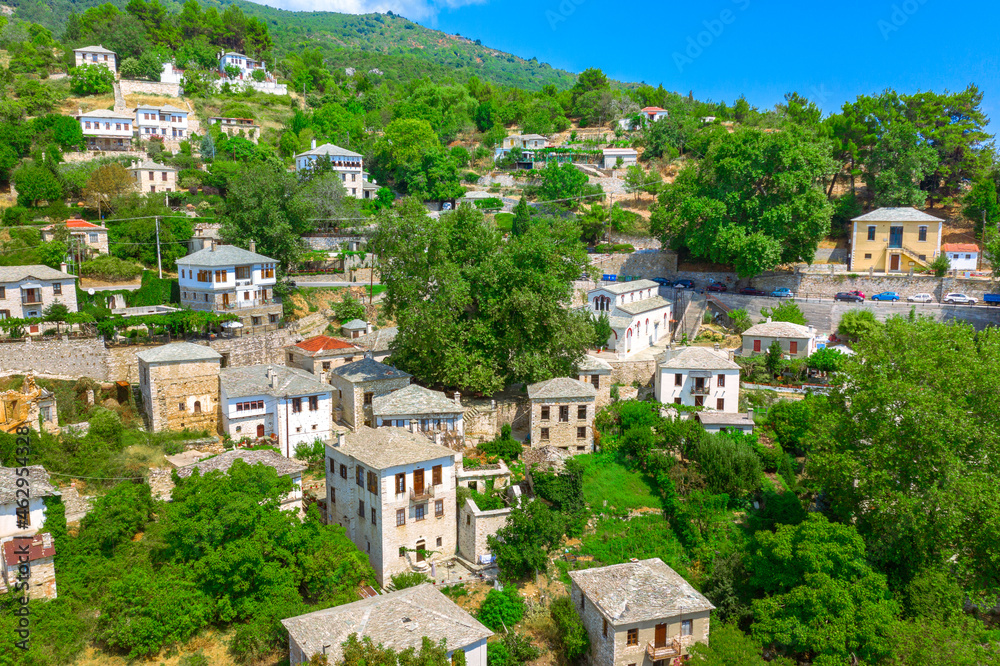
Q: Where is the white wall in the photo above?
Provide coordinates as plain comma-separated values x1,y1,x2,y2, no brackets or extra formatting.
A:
80,116,133,138
0,497,46,540
221,389,332,457
374,413,464,437
946,252,978,271
655,368,740,412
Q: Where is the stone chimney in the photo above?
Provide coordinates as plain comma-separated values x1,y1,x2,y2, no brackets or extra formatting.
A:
713,343,721,352
249,239,256,253
366,322,372,335
453,391,462,408
747,408,754,421
335,431,346,447
311,138,317,150
209,239,216,252
661,343,674,364
60,262,68,274
766,316,772,324
728,349,735,362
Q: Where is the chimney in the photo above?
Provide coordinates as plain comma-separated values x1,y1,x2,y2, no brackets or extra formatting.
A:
335,431,346,448
77,107,82,116
60,262,68,274
311,138,317,150
366,322,372,334
661,343,673,363
713,343,721,352
766,316,772,324
747,408,754,421
728,349,735,362
249,239,256,253
209,239,216,252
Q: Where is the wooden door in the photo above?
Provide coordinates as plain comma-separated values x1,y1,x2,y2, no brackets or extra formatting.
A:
415,540,425,562
413,469,424,495
222,293,230,307
256,424,264,437
654,623,667,647
789,341,798,354
890,254,901,271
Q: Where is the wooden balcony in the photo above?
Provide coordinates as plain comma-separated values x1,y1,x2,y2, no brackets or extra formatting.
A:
647,639,682,661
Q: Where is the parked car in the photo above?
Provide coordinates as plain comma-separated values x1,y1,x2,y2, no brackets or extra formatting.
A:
835,292,864,303
943,293,977,305
907,293,934,303
770,288,795,298
847,289,865,299
650,277,672,286
706,283,728,293
739,287,766,296
870,291,900,302
673,279,696,290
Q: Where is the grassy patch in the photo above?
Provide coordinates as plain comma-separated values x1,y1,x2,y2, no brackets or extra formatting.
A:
576,452,663,512
495,212,514,232
579,515,690,577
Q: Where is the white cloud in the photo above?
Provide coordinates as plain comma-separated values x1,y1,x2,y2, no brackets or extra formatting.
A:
253,0,487,22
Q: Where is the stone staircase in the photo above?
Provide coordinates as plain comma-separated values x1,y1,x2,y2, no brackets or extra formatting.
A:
675,291,707,343
112,81,126,112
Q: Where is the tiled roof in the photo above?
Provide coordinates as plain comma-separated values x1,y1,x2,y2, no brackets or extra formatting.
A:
353,327,397,353
941,243,979,252
331,358,410,383
221,364,332,399
175,244,275,267
852,207,944,223
2,533,55,566
42,219,107,232
0,265,75,282
74,44,115,54
642,107,667,113
0,466,56,504
591,279,660,295
334,426,455,469
743,321,814,339
76,109,135,119
617,295,671,315
577,354,612,373
281,584,492,664
527,377,596,400
697,411,755,426
135,104,188,113
372,384,462,417
296,142,363,159
294,335,359,356
569,558,714,624
136,342,221,364
128,159,177,172
342,319,369,331
660,346,739,371
176,449,306,479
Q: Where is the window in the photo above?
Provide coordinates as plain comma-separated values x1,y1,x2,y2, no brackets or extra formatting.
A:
364,392,374,406
292,397,302,413
602,618,608,638
367,471,377,493
578,405,587,420
356,466,364,487
329,458,335,473
309,395,319,411
396,509,406,526
674,398,682,405
675,373,683,386
626,628,638,646
577,426,586,439
330,488,335,504
467,515,471,525
235,266,252,280
52,283,62,295
864,253,872,259
357,500,364,518
540,427,549,440
85,121,91,129
340,464,347,479
396,473,406,494
681,620,693,636
371,507,376,525
193,401,201,414
918,226,928,242
717,398,725,410
322,362,331,371
415,504,426,521
717,374,725,387
789,340,798,354
540,406,550,420
867,225,876,241
88,232,99,244
148,171,154,180
435,499,444,516
178,402,186,411
432,465,442,485
0,287,4,299
436,536,442,547
753,339,761,353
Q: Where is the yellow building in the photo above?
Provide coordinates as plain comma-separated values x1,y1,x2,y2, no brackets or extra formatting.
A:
850,207,944,272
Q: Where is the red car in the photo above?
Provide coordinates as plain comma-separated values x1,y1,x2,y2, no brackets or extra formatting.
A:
848,289,865,299
739,287,766,296
707,283,728,292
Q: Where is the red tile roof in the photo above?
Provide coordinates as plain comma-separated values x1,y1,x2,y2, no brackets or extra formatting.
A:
296,335,358,353
64,219,106,229
3,533,55,567
641,107,667,113
941,243,979,253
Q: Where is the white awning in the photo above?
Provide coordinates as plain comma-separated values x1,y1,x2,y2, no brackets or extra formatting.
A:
20,283,41,290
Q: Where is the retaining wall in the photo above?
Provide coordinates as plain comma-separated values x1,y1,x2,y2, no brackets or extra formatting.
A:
119,79,180,97
0,338,110,380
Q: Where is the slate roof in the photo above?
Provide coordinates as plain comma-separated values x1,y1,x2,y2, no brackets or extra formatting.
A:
296,142,363,159
608,316,633,330
221,365,332,399
591,279,660,295
743,321,814,339
175,244,276,267
128,159,177,172
569,558,714,624
136,342,221,364
617,295,671,315
334,426,455,469
293,335,359,356
660,346,739,371
74,44,115,54
577,354,612,374
135,104,189,114
353,327,397,353
0,265,75,282
527,377,596,401
281,584,492,664
176,449,306,479
697,411,755,427
372,384,461,417
0,466,57,505
331,358,410,384
851,207,944,223
2,533,55,566
341,319,369,331
76,109,135,119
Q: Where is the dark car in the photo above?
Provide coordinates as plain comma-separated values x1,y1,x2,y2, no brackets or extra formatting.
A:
739,287,766,296
673,279,696,290
706,283,728,293
835,292,864,303
650,277,672,286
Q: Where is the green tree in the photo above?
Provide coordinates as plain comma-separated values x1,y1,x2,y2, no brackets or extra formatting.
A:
836,309,882,341
488,500,564,581
727,308,752,334
537,161,598,208
687,623,774,666
550,597,590,664
476,585,524,631
70,63,116,95
928,252,950,277
84,163,134,214
759,300,806,326
374,118,440,186
591,312,612,349
13,163,62,207
764,340,783,375
511,196,531,236
691,433,763,496
961,174,1000,238
338,635,461,666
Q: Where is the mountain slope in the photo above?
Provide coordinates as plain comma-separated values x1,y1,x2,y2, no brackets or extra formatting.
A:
8,0,578,90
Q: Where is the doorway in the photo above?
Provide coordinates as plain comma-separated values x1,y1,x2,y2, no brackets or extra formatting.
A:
654,623,667,647
890,254,901,271
415,540,426,562
889,226,903,248
413,469,425,496
257,424,265,438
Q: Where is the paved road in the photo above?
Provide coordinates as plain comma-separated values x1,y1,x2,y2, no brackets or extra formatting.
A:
290,280,373,288
86,284,141,292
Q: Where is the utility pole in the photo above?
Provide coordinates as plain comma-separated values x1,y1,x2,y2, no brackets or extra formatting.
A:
155,216,163,279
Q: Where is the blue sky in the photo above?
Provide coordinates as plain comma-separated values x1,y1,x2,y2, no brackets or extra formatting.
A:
262,0,1000,134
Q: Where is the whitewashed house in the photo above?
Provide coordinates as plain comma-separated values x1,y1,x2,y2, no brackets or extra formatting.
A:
601,147,638,169
0,466,57,542
294,141,365,197
135,104,189,141
0,264,78,321
220,365,333,457
655,345,740,412
73,45,116,73
641,106,670,122
76,109,134,151
589,280,672,358
175,241,281,329
219,52,269,79
941,243,979,271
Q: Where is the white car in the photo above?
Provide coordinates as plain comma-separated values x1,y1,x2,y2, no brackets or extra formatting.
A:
943,293,977,305
907,293,933,303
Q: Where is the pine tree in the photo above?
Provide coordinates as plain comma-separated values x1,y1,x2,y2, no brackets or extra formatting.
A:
511,196,531,236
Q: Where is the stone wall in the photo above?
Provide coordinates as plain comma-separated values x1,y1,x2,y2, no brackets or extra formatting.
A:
0,338,110,380
588,250,678,280
119,79,180,97
144,358,220,433
607,358,658,388
458,498,512,565
788,271,997,301
62,150,145,164
529,397,594,453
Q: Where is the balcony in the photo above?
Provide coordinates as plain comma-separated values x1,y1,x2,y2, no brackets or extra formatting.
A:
236,279,253,287
647,639,682,661
409,485,434,502
690,385,711,396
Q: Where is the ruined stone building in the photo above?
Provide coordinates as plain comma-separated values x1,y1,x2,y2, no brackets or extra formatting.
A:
0,375,58,435
137,342,221,433
526,377,597,454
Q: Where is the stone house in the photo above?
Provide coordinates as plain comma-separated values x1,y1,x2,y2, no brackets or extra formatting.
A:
175,449,306,515
284,335,362,376
372,384,465,437
207,116,260,142
741,321,817,359
175,242,281,329
577,354,613,408
75,109,134,152
849,207,944,272
1,533,57,600
527,377,596,454
589,280,672,358
325,427,458,587
569,558,714,666
0,264,78,321
329,358,411,430
282,583,491,666
654,345,740,412
128,159,178,194
73,45,116,72
294,141,366,198
0,466,57,542
458,495,514,566
341,319,370,339
352,326,397,363
41,219,109,255
220,364,333,457
137,342,221,433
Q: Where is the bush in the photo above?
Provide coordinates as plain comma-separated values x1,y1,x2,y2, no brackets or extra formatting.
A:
477,585,524,631
479,429,521,462
333,294,366,323
486,631,541,666
390,571,431,590
691,432,762,496
88,408,124,449
79,255,144,281
550,596,590,663
293,439,326,466
70,63,115,96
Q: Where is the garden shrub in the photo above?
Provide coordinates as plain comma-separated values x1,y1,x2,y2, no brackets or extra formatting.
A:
477,586,524,631
80,255,144,281
550,596,590,663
